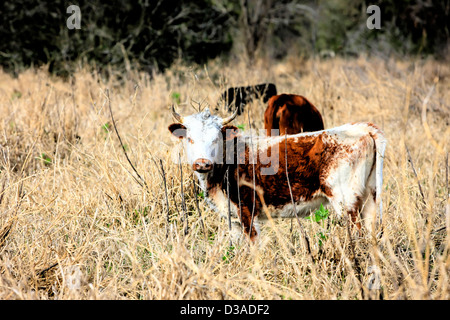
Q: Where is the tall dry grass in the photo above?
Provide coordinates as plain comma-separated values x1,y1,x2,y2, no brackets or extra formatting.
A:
0,55,448,299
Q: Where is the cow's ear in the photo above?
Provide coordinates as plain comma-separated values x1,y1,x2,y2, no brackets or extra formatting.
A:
221,125,239,141
168,123,186,139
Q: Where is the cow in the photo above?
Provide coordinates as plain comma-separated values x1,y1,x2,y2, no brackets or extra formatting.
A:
217,83,277,115
264,94,324,136
168,106,386,242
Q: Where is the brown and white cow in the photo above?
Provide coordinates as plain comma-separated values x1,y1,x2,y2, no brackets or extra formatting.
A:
168,106,386,241
264,94,324,136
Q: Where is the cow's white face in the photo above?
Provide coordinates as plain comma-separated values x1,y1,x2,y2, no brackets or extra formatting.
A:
168,109,238,173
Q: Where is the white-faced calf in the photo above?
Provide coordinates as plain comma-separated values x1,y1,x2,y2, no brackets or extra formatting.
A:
168,106,386,242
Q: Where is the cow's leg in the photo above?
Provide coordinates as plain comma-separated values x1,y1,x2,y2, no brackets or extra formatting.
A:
347,206,363,232
330,195,364,234
229,220,244,245
360,188,378,234
239,206,259,242
361,162,382,235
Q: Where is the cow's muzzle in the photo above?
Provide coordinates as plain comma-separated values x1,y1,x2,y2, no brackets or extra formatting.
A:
193,158,213,173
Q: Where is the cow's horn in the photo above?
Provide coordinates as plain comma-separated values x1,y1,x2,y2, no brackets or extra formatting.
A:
171,105,184,123
221,106,239,125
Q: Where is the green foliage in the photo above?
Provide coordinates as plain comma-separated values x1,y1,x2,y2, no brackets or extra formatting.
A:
37,153,52,166
315,0,365,54
131,206,149,225
171,92,181,105
305,203,329,223
11,91,22,100
104,261,113,273
222,245,235,263
101,123,110,133
315,231,328,248
306,204,330,248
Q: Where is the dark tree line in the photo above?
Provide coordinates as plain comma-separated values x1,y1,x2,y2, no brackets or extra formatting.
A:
0,0,235,77
0,0,448,77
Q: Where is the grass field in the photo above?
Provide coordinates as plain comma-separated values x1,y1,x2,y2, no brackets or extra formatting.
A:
0,55,448,299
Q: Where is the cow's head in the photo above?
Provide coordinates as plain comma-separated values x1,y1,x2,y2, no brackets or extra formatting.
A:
168,105,239,174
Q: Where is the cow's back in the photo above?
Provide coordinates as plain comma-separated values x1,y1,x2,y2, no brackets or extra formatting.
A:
221,83,278,115
234,123,378,216
265,94,324,136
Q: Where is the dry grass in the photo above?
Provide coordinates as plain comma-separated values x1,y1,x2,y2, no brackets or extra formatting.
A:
0,55,448,300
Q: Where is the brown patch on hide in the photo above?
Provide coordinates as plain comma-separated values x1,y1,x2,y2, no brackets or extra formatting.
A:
214,132,338,239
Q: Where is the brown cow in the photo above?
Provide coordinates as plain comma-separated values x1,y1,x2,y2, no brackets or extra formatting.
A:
264,94,324,136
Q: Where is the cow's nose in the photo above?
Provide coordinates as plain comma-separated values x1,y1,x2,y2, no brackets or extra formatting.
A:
193,158,213,173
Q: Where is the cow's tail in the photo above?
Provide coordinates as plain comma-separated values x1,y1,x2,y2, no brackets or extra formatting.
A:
370,125,387,227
